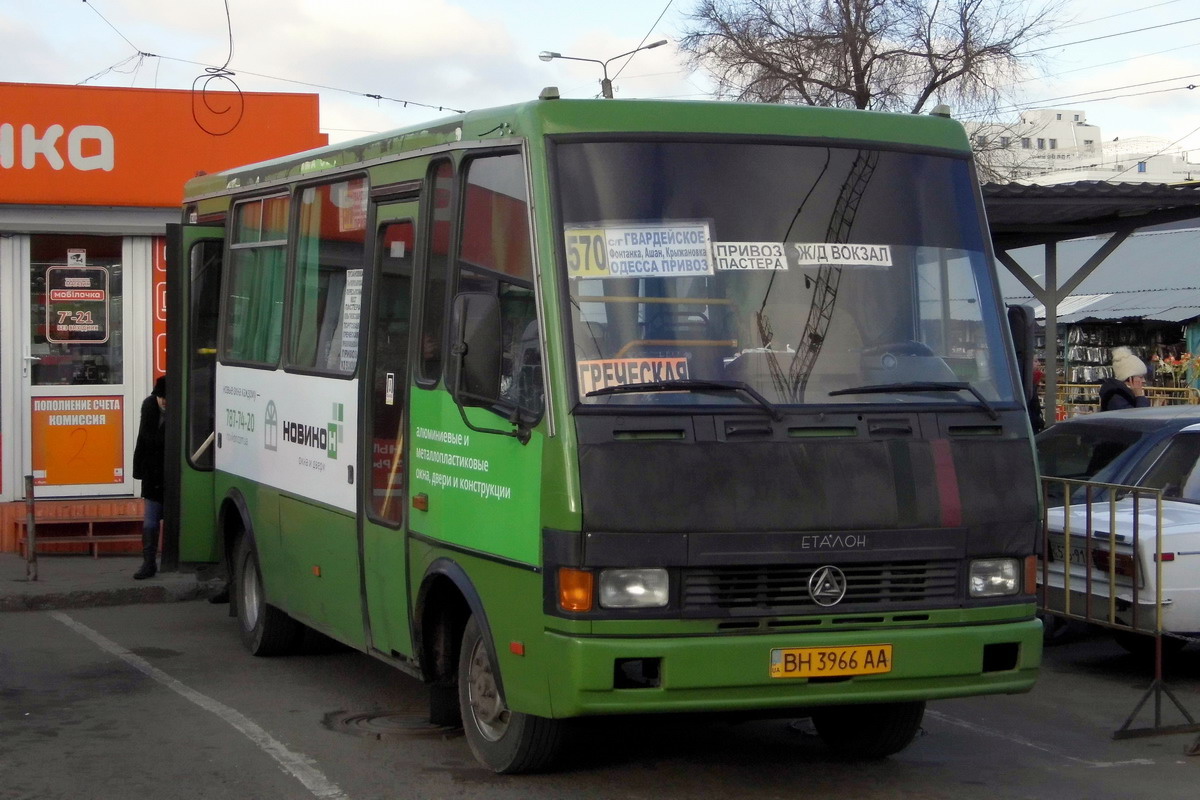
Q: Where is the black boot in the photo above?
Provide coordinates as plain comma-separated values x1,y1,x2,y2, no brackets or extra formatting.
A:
136,523,158,580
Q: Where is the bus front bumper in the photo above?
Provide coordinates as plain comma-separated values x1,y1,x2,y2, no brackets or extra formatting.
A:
539,618,1042,718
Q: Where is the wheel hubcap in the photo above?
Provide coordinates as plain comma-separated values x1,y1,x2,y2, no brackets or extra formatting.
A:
241,553,261,632
467,638,509,741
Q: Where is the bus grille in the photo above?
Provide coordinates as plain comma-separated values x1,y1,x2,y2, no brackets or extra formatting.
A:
681,561,960,614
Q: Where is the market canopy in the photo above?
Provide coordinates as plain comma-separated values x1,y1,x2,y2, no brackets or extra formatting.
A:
981,180,1200,411
984,181,1200,251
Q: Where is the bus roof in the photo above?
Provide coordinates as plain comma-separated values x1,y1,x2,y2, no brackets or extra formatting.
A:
183,95,971,201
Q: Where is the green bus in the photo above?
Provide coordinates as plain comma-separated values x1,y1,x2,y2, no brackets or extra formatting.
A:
166,92,1042,773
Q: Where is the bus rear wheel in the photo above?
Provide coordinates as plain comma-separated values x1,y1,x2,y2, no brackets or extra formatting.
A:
811,701,925,759
457,615,564,773
234,535,303,657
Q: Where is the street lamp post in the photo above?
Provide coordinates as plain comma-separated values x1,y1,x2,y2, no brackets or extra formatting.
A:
538,39,668,99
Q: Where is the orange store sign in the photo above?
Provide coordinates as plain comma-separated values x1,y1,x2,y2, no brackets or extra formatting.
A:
0,82,327,208
31,396,124,487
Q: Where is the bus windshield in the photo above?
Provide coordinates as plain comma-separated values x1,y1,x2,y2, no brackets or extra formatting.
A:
555,139,1015,410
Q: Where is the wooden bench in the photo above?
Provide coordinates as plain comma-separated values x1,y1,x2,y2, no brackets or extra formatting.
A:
16,516,153,558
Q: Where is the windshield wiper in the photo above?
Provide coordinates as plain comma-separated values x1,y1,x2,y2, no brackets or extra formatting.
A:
828,381,999,420
587,379,783,421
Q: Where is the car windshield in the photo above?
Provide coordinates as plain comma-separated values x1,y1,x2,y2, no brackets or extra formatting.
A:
554,139,1017,411
1036,424,1143,505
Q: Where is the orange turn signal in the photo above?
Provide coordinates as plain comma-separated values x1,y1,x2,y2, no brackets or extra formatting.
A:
1024,554,1037,595
558,568,594,612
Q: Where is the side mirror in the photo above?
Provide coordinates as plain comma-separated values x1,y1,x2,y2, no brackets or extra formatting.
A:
1006,304,1036,403
449,292,502,408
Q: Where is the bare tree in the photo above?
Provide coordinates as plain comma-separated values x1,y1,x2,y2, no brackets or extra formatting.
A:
680,0,1058,116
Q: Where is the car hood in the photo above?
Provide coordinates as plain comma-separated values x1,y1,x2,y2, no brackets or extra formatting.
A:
1046,498,1200,542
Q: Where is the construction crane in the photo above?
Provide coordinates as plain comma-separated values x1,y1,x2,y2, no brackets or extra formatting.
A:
786,150,880,402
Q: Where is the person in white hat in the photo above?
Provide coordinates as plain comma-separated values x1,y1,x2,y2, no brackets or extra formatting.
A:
1099,346,1151,411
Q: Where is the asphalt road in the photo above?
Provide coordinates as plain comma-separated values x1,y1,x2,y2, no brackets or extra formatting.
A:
2,602,1197,800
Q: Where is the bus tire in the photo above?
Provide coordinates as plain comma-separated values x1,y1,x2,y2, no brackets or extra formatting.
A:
457,615,564,773
811,701,925,759
234,535,303,657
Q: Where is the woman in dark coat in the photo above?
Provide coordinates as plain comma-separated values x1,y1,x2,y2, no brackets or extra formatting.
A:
1098,346,1151,412
132,376,166,579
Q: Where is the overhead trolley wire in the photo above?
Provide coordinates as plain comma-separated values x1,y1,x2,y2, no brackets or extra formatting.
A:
73,0,464,115
1022,15,1200,55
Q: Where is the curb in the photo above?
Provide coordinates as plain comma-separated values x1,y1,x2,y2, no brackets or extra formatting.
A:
0,579,219,613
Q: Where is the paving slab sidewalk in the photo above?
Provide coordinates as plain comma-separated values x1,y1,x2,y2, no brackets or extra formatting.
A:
0,553,220,612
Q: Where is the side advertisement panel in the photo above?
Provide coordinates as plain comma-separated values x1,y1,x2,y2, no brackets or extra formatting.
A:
215,365,358,512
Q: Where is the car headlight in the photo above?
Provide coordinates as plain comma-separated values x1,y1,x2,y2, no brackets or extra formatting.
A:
598,568,669,609
969,558,1020,597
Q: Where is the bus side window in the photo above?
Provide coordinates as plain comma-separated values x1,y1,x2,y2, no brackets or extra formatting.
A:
224,194,289,365
289,178,367,374
418,160,454,384
457,153,542,414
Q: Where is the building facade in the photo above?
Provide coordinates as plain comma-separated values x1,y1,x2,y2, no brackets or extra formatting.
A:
1,82,326,551
971,108,1199,185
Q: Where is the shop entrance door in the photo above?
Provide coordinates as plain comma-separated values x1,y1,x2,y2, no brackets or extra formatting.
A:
19,234,144,498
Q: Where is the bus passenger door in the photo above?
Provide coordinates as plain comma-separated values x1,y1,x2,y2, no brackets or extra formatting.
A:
164,224,223,566
361,205,418,658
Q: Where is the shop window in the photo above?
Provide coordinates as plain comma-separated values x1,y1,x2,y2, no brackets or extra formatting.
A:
29,234,124,385
223,194,289,365
289,178,367,374
456,153,542,414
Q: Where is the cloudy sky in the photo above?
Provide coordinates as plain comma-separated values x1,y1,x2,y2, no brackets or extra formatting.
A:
3,0,1197,151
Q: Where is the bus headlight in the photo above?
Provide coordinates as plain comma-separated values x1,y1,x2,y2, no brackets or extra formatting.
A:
598,569,669,609
969,558,1020,597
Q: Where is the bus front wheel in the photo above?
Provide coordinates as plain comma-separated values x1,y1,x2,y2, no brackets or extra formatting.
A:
457,615,564,773
234,535,303,657
811,701,925,759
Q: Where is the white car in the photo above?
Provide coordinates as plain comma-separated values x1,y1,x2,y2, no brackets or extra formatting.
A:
1041,500,1200,639
1037,408,1200,650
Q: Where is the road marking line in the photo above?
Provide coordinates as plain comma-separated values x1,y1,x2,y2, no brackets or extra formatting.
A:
927,710,1155,768
49,611,350,800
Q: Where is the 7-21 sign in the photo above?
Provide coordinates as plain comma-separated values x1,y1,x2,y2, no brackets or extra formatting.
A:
45,265,110,343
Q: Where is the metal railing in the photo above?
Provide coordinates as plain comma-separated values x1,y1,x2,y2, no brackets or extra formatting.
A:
1050,384,1199,421
1039,476,1200,746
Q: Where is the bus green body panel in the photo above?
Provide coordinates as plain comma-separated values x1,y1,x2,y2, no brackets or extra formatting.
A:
278,495,365,649
362,517,412,657
407,389,544,566
215,471,365,649
179,478,220,563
